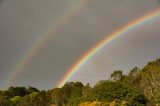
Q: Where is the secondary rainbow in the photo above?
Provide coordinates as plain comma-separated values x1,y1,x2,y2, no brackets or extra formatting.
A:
3,0,92,88
57,8,160,87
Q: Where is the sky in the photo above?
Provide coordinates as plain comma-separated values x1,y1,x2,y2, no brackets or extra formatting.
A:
0,0,160,90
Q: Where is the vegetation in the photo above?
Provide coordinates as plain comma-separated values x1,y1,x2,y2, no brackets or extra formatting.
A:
0,59,160,106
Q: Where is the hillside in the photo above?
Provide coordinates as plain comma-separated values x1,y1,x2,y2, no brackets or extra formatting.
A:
0,59,160,106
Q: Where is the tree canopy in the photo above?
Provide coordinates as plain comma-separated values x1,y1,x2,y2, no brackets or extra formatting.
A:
0,58,160,105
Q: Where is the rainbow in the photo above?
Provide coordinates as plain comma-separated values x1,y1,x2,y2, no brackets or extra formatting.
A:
57,8,160,87
3,0,92,88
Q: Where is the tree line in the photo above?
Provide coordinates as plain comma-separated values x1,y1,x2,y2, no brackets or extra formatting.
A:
0,59,160,106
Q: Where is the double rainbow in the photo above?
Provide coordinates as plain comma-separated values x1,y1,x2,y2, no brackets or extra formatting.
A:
3,0,92,88
2,1,160,88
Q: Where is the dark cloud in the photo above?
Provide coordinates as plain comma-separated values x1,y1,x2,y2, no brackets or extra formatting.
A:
0,0,3,4
0,0,5,6
0,0,160,89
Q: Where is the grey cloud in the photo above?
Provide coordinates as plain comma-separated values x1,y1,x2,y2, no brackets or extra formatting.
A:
0,0,160,89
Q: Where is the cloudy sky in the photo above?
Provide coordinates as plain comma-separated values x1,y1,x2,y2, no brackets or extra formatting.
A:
0,0,160,90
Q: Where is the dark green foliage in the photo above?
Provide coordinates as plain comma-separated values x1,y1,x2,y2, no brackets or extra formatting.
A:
0,96,10,106
50,82,84,106
91,81,147,105
0,87,52,106
111,70,123,81
0,58,160,105
51,88,63,105
140,60,160,105
8,87,29,97
127,93,148,106
17,91,51,106
27,86,39,93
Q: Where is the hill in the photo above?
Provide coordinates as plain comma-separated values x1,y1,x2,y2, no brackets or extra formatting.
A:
0,58,160,106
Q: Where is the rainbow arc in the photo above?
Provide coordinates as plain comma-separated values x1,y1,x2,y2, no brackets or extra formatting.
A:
57,8,160,87
2,1,160,88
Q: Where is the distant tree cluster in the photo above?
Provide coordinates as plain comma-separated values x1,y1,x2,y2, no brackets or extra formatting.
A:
0,86,52,106
0,59,160,106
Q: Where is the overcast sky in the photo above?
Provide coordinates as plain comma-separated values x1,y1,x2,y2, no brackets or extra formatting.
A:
0,0,160,90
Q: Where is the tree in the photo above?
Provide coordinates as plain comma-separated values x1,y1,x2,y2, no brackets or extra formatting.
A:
129,67,140,77
18,95,30,106
111,70,123,81
68,82,84,105
140,61,160,102
27,86,39,93
10,96,21,105
8,87,28,97
122,67,141,87
51,88,63,106
0,96,10,106
82,83,91,98
92,81,148,105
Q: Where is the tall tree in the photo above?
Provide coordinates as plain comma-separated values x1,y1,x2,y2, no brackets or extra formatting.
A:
111,70,123,81
140,61,160,101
